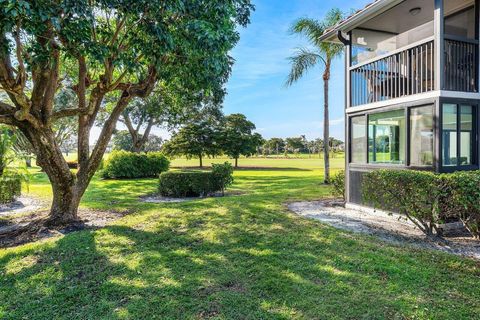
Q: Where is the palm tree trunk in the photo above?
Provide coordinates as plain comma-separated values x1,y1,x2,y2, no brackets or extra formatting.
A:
323,62,331,184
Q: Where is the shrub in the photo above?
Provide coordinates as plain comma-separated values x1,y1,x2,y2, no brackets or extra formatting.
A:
102,151,169,179
159,171,216,197
331,170,345,200
362,170,440,236
438,171,480,239
211,162,234,195
159,164,234,198
0,175,22,204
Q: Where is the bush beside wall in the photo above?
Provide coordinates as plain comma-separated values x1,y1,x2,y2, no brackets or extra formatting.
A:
331,170,345,201
102,151,170,179
362,169,480,238
0,175,22,204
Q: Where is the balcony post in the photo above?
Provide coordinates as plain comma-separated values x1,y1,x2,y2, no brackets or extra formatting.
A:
434,0,444,91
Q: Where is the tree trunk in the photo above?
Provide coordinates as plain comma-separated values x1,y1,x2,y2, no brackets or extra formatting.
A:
199,154,203,168
48,179,81,225
323,62,331,184
235,157,238,168
22,127,80,225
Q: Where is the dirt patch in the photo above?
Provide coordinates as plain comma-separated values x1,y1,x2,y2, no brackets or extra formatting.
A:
0,196,45,217
288,200,480,260
0,208,131,248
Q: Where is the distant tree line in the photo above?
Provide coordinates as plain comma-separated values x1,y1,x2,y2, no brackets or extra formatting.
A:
261,136,344,157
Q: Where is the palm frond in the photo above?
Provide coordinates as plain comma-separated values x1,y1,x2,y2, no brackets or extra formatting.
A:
289,9,345,59
290,18,326,47
285,48,322,87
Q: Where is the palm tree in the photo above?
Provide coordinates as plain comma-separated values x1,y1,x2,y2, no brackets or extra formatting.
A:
286,9,344,184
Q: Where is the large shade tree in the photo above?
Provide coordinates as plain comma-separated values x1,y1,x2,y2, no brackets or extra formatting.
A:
286,8,344,183
0,0,253,225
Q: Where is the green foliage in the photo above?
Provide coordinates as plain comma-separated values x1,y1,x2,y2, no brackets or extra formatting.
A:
211,162,234,195
159,163,234,197
162,114,223,166
331,170,345,200
112,130,163,153
363,169,480,238
362,170,440,235
437,171,480,239
0,174,21,204
0,129,16,176
220,114,264,165
159,171,216,198
102,151,169,179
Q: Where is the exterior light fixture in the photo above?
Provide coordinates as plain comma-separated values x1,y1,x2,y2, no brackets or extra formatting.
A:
409,7,422,16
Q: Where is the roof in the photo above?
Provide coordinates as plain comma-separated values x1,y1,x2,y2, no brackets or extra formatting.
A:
320,0,404,42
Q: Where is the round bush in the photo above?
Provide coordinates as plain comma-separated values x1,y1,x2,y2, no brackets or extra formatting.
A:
102,151,170,179
0,175,22,204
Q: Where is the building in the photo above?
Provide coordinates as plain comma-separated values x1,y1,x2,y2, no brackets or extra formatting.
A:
320,0,479,207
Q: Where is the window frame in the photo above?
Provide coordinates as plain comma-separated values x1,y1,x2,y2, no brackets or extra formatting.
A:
349,115,368,164
407,105,435,168
439,102,478,172
366,108,407,165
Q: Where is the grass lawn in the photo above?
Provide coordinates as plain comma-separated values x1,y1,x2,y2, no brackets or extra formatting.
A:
1,156,480,319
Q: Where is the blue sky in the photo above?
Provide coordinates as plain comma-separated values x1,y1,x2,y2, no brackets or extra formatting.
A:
223,0,372,141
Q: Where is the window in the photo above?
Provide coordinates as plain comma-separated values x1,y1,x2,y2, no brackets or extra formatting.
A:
410,106,434,166
442,104,476,167
350,116,366,163
350,22,434,66
368,110,406,164
445,7,476,40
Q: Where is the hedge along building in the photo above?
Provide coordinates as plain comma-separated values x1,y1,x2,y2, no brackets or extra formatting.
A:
320,0,480,208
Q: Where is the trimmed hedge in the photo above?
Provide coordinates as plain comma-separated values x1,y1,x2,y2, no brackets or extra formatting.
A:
362,169,480,238
362,170,439,235
102,151,169,179
159,162,234,198
0,175,21,204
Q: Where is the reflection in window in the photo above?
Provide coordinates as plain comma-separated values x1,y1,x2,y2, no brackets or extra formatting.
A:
442,104,475,166
351,116,366,163
460,105,474,165
410,106,434,166
445,7,476,40
368,110,405,164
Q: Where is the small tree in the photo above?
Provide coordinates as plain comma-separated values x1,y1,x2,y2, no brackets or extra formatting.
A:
163,115,222,168
220,114,263,168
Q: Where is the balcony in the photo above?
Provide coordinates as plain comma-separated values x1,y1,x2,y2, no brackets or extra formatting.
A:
350,38,478,107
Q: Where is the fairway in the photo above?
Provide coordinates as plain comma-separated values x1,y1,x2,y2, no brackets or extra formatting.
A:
1,157,479,319
171,154,345,170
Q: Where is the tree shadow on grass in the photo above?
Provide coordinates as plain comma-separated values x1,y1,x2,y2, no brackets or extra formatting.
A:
2,196,478,319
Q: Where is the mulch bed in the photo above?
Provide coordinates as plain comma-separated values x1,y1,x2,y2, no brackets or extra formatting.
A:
0,208,131,248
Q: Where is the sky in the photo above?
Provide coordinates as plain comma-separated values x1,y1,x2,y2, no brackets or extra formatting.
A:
222,0,372,141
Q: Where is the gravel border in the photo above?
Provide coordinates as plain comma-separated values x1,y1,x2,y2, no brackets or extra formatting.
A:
288,200,480,260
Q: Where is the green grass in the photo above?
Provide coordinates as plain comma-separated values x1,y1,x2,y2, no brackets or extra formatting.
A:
0,156,479,319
